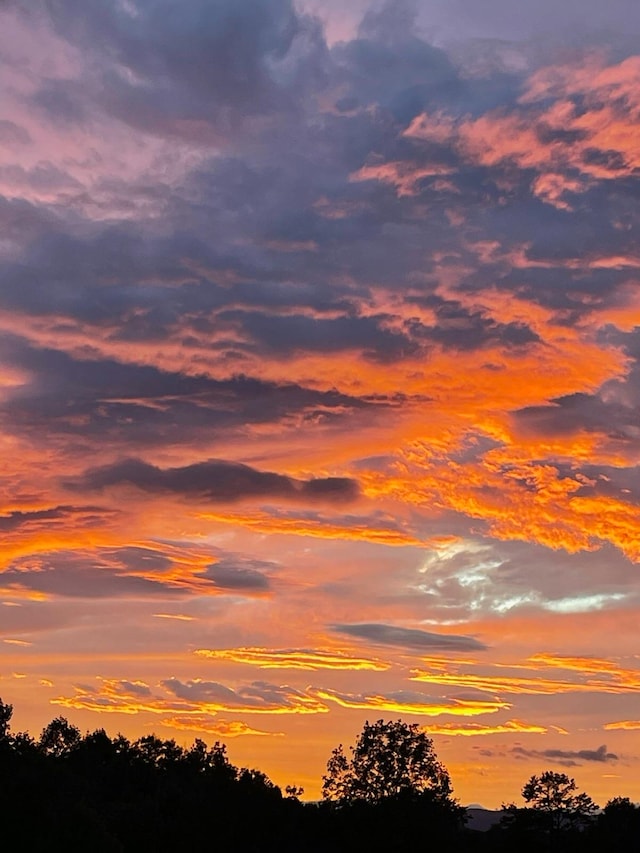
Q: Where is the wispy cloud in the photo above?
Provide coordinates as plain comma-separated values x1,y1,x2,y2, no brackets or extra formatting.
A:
312,687,509,717
331,623,487,652
512,744,618,767
195,647,390,671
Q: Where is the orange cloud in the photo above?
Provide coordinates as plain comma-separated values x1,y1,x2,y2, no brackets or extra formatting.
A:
529,654,640,690
420,719,548,736
52,677,330,717
403,55,640,210
410,669,609,696
195,647,390,671
160,716,283,738
198,510,426,547
153,613,196,621
363,445,640,562
350,161,455,197
603,720,640,731
412,654,640,697
312,688,510,717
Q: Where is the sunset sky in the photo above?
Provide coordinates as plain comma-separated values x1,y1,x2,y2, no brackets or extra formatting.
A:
1,0,640,807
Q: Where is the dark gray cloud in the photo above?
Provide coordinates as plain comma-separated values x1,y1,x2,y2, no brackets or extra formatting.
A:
334,7,461,125
41,0,328,141
197,557,277,592
117,680,152,697
406,295,539,350
161,677,323,712
0,334,374,446
102,546,174,574
0,506,104,533
516,393,637,440
68,457,359,505
512,744,619,767
216,309,421,361
331,622,487,651
3,550,184,599
515,330,640,450
3,3,635,379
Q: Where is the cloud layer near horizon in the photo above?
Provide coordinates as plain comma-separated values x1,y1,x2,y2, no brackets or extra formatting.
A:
1,0,640,807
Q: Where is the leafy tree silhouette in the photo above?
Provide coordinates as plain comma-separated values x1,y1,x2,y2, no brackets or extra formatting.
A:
8,698,637,853
321,719,465,853
592,796,640,848
497,770,598,853
0,699,12,740
322,718,452,803
38,716,82,757
521,771,597,832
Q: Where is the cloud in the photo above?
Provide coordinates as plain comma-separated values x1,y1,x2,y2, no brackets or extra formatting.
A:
512,744,618,767
115,680,152,698
52,676,329,717
331,622,487,651
68,458,359,505
1,549,184,599
0,507,79,533
153,613,195,622
312,687,509,717
197,558,277,592
411,652,640,696
604,720,640,731
421,719,548,736
51,678,175,715
194,647,390,671
198,508,428,546
41,0,327,141
160,716,282,738
530,653,640,689
0,332,379,449
161,678,328,714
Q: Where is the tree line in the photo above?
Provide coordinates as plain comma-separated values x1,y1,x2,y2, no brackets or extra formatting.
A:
1,700,638,851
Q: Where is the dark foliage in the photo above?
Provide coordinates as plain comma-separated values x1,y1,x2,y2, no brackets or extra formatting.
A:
1,700,638,851
322,718,454,804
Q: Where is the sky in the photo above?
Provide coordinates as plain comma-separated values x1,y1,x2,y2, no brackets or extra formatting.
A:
1,0,640,807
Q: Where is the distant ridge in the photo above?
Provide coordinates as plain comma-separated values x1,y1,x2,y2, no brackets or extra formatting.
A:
465,808,502,832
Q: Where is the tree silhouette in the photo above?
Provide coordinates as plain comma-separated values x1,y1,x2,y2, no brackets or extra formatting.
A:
38,716,82,757
320,719,466,853
8,697,638,852
0,698,12,742
498,769,598,851
521,770,597,832
322,718,452,804
593,796,640,847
